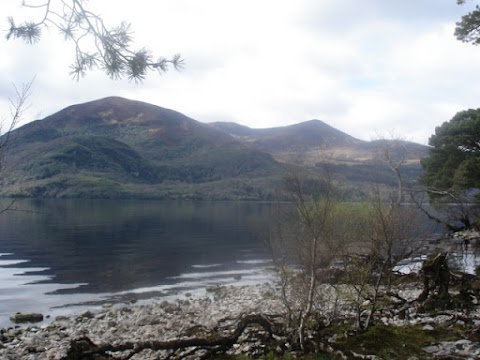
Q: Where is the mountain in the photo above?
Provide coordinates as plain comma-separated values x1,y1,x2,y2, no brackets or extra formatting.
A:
1,97,285,200
211,120,429,197
211,120,428,167
212,119,362,150
0,97,429,200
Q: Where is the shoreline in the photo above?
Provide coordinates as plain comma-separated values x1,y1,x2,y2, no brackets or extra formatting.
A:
1,280,480,359
0,282,284,359
0,262,276,329
1,232,480,358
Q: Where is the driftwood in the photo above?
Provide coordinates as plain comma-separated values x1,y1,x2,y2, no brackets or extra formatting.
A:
62,313,281,360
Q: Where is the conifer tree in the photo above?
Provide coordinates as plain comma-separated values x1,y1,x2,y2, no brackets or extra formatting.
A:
6,0,183,81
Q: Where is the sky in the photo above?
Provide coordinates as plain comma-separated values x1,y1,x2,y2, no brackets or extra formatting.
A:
1,0,480,145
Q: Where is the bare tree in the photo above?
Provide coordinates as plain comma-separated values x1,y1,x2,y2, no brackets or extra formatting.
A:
367,185,429,327
0,80,34,213
338,135,433,330
266,218,295,325
372,133,411,203
1,80,33,169
268,168,350,351
340,184,431,329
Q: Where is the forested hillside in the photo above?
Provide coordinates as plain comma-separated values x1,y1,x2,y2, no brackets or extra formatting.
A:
0,97,428,200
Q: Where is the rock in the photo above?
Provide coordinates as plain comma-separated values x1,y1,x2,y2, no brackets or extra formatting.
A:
24,334,46,352
10,281,474,359
159,300,170,308
213,286,229,301
135,315,160,326
206,284,220,292
420,317,434,324
107,320,117,328
10,313,44,324
78,310,94,319
423,345,440,354
454,339,472,347
162,303,178,314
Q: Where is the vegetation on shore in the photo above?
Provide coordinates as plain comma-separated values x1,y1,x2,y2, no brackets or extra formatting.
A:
2,2,480,358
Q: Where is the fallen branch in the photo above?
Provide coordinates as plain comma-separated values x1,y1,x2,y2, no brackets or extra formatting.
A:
63,313,280,359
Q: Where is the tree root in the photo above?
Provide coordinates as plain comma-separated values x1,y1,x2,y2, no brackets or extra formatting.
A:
62,313,281,360
60,312,399,360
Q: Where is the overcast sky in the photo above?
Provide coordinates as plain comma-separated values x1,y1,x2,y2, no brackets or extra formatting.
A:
1,0,480,145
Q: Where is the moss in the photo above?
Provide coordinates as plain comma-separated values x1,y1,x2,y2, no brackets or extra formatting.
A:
334,324,468,359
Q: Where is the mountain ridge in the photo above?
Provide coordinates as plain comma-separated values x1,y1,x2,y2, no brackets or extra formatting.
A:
0,97,428,200
210,119,427,167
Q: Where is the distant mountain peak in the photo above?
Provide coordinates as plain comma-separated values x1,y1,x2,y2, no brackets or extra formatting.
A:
297,119,327,125
44,96,205,131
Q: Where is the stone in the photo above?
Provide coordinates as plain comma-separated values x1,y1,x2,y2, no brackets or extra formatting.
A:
6,281,465,359
107,320,117,328
454,339,472,347
78,310,94,319
206,284,220,292
423,345,440,354
159,300,170,308
135,315,160,326
10,313,44,324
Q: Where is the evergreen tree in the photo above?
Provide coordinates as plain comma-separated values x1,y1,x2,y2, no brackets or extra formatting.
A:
6,0,183,81
456,0,480,46
421,108,480,196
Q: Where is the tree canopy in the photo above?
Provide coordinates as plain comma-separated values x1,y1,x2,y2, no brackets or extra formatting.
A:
6,0,183,81
455,0,480,45
421,108,480,195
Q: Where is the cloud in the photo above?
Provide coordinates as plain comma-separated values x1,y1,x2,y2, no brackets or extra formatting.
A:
1,0,479,144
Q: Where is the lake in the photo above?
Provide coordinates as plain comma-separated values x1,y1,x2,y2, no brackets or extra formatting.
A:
0,199,278,327
0,199,476,328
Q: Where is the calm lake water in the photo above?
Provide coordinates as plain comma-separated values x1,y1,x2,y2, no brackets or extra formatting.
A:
0,199,476,327
0,200,278,327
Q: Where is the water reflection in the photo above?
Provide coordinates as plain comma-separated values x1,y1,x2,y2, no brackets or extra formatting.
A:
0,200,276,325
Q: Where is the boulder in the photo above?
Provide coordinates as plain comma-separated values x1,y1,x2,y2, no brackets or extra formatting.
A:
10,313,44,324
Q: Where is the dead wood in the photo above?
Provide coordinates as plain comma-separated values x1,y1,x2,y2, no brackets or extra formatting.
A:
417,252,453,311
62,313,281,360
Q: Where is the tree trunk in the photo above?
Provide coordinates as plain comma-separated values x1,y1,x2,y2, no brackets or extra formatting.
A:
417,252,452,311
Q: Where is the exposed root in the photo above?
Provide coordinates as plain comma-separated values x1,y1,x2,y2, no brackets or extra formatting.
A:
62,313,280,360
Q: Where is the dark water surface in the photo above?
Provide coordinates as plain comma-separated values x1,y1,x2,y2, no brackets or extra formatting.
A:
0,200,277,326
